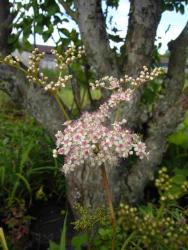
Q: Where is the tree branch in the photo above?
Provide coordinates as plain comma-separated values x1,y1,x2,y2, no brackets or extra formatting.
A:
58,0,78,22
74,0,118,76
122,0,163,75
118,0,163,128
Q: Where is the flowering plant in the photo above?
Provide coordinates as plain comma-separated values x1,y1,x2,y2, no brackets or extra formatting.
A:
52,66,162,250
0,47,162,250
53,67,162,175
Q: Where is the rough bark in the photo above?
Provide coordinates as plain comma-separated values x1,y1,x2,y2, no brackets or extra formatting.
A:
122,0,163,75
74,0,118,76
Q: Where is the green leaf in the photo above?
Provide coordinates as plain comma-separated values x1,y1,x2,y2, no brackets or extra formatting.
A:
179,4,185,14
35,24,43,34
168,130,188,148
42,31,52,42
171,174,186,185
71,233,88,250
59,28,70,38
20,140,34,170
48,5,60,16
70,29,78,42
15,173,32,197
0,228,9,250
48,213,67,250
109,34,123,43
107,0,120,8
59,212,67,250
22,37,33,51
173,168,188,177
48,241,59,250
31,166,57,174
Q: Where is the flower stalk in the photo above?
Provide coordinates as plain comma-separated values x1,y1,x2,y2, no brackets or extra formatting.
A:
100,164,116,250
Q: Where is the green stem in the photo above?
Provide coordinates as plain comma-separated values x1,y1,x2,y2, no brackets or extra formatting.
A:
100,164,116,250
53,93,70,121
114,103,122,122
0,228,9,250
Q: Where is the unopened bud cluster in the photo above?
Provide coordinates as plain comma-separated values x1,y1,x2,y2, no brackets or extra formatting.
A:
26,48,46,84
89,66,163,90
181,181,188,192
118,202,188,249
155,167,172,192
42,46,84,91
3,47,85,92
73,203,106,231
3,55,20,67
52,46,85,71
155,167,188,202
44,74,72,91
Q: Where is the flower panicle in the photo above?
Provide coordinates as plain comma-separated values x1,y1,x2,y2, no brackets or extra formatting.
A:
89,66,163,90
53,67,163,175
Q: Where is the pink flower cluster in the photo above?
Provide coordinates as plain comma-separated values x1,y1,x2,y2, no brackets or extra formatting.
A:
54,86,148,175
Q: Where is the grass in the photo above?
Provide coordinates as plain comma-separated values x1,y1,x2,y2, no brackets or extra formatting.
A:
0,91,65,209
